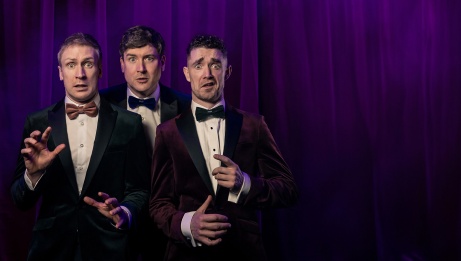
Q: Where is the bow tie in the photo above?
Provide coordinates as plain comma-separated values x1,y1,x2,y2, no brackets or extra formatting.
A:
66,101,98,120
128,96,156,110
195,105,225,122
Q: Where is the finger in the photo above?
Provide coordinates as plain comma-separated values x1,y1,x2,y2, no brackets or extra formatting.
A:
197,195,213,214
21,148,32,158
29,130,42,139
201,237,223,246
98,192,110,201
115,219,125,229
200,213,229,223
83,196,98,207
211,166,228,176
51,144,66,156
105,197,120,207
109,206,121,216
216,180,234,189
213,154,235,167
24,137,38,148
40,127,53,144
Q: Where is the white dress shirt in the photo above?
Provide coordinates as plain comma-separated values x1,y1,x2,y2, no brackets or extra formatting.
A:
25,95,100,194
126,84,160,155
181,99,251,247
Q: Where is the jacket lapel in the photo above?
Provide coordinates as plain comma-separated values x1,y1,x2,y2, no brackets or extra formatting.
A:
176,109,215,196
159,84,178,123
80,99,117,196
48,100,79,194
222,106,242,159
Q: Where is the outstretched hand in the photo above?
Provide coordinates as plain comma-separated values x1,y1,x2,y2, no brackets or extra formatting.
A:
84,192,129,229
190,195,231,246
22,126,65,182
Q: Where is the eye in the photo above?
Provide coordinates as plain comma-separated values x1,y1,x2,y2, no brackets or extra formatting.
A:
128,57,136,63
66,62,75,69
194,64,202,69
211,63,222,69
84,62,94,68
145,56,155,62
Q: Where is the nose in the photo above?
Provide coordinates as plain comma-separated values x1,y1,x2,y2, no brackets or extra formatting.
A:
136,60,146,73
76,65,86,79
203,66,213,78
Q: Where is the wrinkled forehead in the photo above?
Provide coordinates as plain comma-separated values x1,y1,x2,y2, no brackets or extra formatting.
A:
187,47,227,63
60,44,100,63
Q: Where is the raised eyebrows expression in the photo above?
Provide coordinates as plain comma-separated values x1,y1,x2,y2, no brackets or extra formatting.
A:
190,57,223,70
63,57,96,69
124,53,159,63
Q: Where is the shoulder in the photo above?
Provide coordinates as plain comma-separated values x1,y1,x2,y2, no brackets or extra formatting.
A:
160,83,191,103
26,100,63,120
100,83,126,98
229,105,263,121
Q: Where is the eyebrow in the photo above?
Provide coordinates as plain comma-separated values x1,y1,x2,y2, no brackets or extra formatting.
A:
191,57,204,66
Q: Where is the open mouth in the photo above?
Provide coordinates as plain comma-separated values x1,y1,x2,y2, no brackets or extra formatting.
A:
202,82,215,87
136,78,149,83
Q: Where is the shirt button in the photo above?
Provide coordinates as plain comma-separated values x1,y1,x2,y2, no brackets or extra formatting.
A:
213,149,216,152
80,122,84,126
80,144,84,147
211,127,213,130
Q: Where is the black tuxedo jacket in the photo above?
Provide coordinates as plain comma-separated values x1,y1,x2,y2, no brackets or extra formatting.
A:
11,97,150,261
100,83,190,260
100,83,191,123
150,105,299,261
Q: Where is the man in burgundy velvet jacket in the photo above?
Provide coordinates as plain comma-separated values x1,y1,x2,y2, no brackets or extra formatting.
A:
149,35,298,261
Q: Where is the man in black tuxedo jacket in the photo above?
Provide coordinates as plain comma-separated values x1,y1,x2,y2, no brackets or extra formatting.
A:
10,33,150,260
100,25,191,260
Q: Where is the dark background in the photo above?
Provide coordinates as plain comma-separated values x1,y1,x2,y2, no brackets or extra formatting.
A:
1,0,461,260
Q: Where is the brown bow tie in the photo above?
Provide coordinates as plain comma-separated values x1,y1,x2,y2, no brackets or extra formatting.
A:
65,101,98,120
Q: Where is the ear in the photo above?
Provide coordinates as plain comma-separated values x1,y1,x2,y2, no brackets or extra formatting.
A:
58,66,63,81
120,57,125,73
161,55,166,72
183,67,191,82
99,65,103,78
225,65,232,80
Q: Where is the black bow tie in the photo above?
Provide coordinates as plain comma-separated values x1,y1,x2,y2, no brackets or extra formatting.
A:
128,96,156,110
195,105,225,122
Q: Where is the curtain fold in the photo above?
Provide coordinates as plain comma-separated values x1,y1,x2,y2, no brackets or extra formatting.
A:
1,0,460,260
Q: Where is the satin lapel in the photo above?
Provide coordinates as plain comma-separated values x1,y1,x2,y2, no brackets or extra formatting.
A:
176,110,215,196
214,106,243,209
118,97,127,109
222,106,243,160
48,100,79,194
80,99,117,196
160,85,178,123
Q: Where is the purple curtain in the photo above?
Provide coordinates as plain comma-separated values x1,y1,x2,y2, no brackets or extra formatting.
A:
1,0,460,260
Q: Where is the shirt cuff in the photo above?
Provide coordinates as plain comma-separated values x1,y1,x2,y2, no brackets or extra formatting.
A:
181,211,201,247
120,206,132,229
228,171,251,203
24,169,45,190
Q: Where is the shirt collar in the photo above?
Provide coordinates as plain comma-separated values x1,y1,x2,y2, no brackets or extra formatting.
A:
126,83,160,102
65,93,101,108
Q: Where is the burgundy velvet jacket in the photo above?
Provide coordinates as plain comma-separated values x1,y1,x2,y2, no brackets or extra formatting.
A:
149,104,298,261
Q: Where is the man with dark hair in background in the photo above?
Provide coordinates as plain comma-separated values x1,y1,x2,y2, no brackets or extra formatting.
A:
11,32,150,260
149,34,298,261
101,25,190,260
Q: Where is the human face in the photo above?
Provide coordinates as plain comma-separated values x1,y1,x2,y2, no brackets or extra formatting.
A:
120,44,165,98
58,45,101,104
183,47,232,108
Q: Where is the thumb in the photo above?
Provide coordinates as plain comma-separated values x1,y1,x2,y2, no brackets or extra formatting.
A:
196,195,212,214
